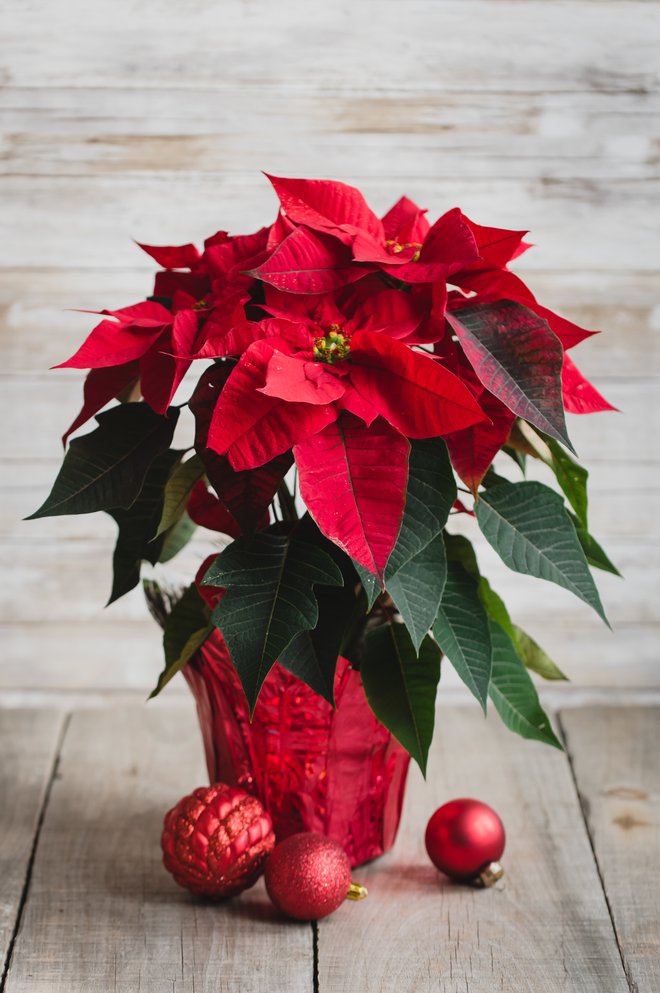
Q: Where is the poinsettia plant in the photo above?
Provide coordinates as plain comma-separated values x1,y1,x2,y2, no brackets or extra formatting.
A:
28,174,618,772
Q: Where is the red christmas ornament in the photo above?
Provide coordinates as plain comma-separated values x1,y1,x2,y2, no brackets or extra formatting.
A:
425,798,505,886
162,783,275,898
265,832,368,920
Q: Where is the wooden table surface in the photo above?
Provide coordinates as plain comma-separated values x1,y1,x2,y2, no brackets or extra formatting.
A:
1,703,657,993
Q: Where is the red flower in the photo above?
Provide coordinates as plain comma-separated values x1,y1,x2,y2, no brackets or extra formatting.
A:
249,175,481,290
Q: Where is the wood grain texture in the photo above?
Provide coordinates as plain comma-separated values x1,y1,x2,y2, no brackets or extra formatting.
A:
561,706,660,993
0,709,64,976
316,706,629,992
2,707,314,993
3,1,659,92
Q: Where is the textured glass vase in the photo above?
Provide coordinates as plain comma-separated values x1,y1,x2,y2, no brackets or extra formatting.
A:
183,630,410,868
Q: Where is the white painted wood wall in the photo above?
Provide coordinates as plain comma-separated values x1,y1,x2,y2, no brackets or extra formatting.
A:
1,0,659,700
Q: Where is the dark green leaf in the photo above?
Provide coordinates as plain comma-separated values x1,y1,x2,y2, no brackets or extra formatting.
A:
475,481,608,623
432,556,492,712
512,626,567,681
156,452,205,537
387,533,447,652
205,532,344,709
278,530,361,704
107,448,182,604
150,583,212,698
360,623,441,775
27,403,179,519
353,559,380,610
488,620,563,748
385,438,456,579
444,533,480,578
568,512,622,576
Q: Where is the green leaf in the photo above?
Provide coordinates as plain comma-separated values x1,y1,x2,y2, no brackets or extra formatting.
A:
278,529,361,704
488,620,563,748
150,583,212,698
475,481,608,624
387,533,447,652
204,532,344,709
360,623,441,775
444,533,480,578
158,511,197,564
512,626,568,681
385,438,456,580
27,403,179,519
156,452,205,537
107,449,182,604
353,559,380,610
568,512,622,576
543,436,588,527
477,574,566,681
432,555,492,712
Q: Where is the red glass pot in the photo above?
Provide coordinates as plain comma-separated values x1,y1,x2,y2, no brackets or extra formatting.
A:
183,630,410,868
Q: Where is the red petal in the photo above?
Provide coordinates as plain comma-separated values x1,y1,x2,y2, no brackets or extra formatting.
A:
265,174,384,243
171,309,200,356
55,319,164,369
562,354,618,414
190,366,293,532
249,226,369,294
454,268,597,350
445,391,516,495
139,346,190,414
187,481,242,537
207,341,337,469
259,350,345,405
381,196,430,242
136,242,201,269
349,289,424,339
417,208,480,273
349,331,487,438
294,414,409,580
461,217,530,268
62,362,140,445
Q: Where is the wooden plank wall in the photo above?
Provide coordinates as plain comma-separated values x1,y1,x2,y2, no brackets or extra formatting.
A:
1,0,659,697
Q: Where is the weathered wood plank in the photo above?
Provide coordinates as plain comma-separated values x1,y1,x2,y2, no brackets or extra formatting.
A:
1,88,658,182
561,706,660,993
2,269,658,378
0,709,64,977
3,707,314,993
3,1,659,93
317,706,629,993
1,174,658,270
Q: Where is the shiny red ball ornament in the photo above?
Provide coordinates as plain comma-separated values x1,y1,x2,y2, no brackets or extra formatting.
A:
425,798,506,886
161,783,275,898
265,832,366,920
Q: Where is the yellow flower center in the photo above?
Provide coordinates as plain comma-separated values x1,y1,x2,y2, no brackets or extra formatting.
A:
385,239,422,262
313,325,351,364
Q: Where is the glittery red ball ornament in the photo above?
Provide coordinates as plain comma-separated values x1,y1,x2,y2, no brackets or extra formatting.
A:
161,783,275,898
425,798,506,885
265,832,355,920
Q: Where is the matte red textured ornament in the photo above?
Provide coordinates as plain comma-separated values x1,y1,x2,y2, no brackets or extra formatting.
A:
425,798,505,886
264,832,367,920
161,783,275,898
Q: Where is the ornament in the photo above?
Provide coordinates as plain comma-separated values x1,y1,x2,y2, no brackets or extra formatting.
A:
264,832,368,920
425,798,505,886
161,783,275,898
